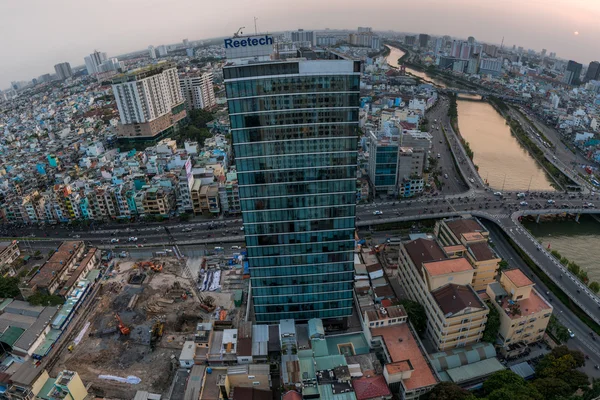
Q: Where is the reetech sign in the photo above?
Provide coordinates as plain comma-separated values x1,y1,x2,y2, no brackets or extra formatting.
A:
224,35,274,60
224,35,273,48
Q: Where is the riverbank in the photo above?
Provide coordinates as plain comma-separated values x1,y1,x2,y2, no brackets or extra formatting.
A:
487,97,574,190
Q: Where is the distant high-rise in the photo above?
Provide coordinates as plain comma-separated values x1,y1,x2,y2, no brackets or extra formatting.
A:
54,62,73,80
111,62,186,141
541,49,547,58
183,39,189,47
563,60,583,85
84,50,107,75
584,61,600,83
418,34,430,48
467,36,475,44
434,37,444,54
179,72,216,111
405,35,416,46
223,35,360,323
148,46,156,59
290,29,315,46
156,45,168,57
451,41,461,58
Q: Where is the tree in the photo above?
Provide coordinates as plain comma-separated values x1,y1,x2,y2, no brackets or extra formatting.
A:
487,385,543,400
0,276,21,298
590,281,600,294
33,250,42,259
483,370,527,395
482,301,501,343
532,377,573,400
425,382,476,400
27,293,64,306
498,260,509,270
398,299,427,336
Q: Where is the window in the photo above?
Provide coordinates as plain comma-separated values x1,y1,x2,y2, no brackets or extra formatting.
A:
253,382,261,386
248,376,255,379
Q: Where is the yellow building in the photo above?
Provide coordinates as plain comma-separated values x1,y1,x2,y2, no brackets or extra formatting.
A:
435,217,500,292
465,242,501,292
486,269,553,348
398,238,489,351
434,217,489,247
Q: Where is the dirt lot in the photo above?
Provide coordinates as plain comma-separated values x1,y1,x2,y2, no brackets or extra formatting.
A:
50,258,210,399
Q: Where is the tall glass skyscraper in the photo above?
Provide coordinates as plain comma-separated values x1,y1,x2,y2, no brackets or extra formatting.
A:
224,57,360,323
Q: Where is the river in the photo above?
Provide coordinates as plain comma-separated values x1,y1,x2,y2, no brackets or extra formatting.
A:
385,45,555,192
523,215,600,282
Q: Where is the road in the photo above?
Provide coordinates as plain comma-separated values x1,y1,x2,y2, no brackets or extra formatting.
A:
425,96,470,195
483,221,600,377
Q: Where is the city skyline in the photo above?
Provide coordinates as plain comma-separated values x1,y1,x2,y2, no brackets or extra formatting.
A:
2,0,600,88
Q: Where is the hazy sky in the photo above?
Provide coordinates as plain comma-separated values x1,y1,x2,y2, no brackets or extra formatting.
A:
2,0,600,89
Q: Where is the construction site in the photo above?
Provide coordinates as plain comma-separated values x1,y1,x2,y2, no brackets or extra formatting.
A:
49,255,242,399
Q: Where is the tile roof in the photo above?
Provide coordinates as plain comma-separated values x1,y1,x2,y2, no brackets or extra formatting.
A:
370,324,437,390
351,376,391,400
28,241,83,288
431,284,485,316
468,242,496,261
446,219,484,238
403,238,445,271
504,269,533,287
423,258,473,277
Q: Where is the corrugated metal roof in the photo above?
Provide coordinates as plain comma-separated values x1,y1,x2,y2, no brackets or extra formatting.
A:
315,355,346,371
0,327,25,347
14,306,59,351
429,342,497,371
445,358,505,383
184,365,205,400
510,362,535,379
317,384,357,400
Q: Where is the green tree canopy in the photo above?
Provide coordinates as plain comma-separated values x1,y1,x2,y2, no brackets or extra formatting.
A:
398,299,427,336
0,276,21,298
532,377,573,400
482,301,500,343
425,382,476,400
482,370,527,395
589,281,600,294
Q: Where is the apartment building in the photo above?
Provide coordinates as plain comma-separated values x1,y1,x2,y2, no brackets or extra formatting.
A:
486,269,553,348
435,218,499,292
0,241,20,274
398,238,489,351
179,72,216,110
141,187,176,217
112,62,186,142
190,181,220,215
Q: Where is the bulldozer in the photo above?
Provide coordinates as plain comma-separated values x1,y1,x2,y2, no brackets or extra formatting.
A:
114,313,131,335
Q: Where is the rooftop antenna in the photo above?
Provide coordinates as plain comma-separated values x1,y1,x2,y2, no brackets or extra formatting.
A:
234,27,245,38
254,17,259,35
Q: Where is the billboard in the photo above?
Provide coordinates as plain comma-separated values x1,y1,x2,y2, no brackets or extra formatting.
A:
185,157,194,189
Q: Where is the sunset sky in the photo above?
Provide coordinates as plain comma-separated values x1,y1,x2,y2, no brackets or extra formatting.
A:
1,0,599,88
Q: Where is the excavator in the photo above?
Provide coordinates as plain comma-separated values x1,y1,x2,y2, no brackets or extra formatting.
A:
114,313,131,335
150,320,164,350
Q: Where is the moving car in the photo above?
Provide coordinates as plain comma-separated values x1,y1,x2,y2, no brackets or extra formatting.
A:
182,227,193,232
373,210,383,215
493,192,502,196
568,329,575,338
520,201,529,206
128,237,138,242
110,238,120,243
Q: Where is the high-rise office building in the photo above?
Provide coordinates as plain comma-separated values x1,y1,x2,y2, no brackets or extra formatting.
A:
111,62,186,141
584,61,600,83
54,62,73,80
148,46,156,59
563,60,583,85
418,34,430,48
179,72,216,110
405,35,416,46
541,49,547,58
223,35,360,323
290,29,315,46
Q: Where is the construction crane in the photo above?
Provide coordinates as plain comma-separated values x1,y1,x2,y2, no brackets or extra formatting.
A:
233,27,245,38
114,313,130,335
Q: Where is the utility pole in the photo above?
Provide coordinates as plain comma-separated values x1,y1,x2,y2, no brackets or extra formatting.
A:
254,17,258,35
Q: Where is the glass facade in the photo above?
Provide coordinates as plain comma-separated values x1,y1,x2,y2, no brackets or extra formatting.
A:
225,60,360,323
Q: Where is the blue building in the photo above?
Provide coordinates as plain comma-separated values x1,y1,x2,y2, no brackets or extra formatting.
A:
224,55,360,323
